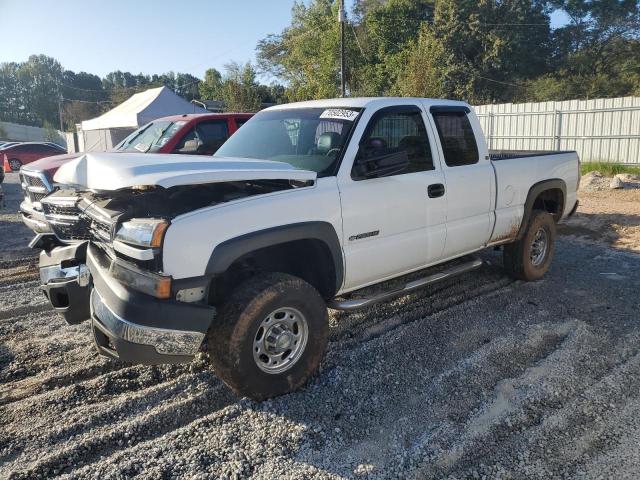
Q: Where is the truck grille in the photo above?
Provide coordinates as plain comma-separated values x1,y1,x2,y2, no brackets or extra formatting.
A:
81,203,114,243
20,171,53,206
42,195,91,242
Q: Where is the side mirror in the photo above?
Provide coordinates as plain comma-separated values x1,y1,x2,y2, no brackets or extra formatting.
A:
353,144,410,179
178,138,202,154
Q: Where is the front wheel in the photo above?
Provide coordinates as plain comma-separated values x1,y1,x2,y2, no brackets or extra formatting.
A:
207,272,329,400
503,210,556,281
8,158,22,172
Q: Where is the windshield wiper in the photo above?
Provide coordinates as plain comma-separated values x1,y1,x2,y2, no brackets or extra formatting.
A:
145,123,173,152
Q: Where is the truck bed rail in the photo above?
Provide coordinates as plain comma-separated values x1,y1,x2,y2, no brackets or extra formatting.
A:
489,150,576,161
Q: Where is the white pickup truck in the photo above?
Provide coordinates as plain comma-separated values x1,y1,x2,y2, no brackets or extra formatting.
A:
35,97,579,400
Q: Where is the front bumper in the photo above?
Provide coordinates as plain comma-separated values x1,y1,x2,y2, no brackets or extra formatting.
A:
21,200,51,233
39,242,91,324
87,244,215,364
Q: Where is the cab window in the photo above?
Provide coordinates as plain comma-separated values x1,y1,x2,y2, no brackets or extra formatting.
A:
196,120,229,154
431,108,479,166
352,106,433,180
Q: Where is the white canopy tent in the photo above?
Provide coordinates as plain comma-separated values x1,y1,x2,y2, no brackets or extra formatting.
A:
79,86,207,152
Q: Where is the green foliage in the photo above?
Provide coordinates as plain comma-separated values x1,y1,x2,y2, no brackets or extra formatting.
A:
258,0,640,103
580,162,640,176
218,62,262,112
0,55,284,128
199,68,223,100
257,0,345,100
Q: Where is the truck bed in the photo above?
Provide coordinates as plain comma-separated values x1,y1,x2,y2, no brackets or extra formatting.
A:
489,150,577,161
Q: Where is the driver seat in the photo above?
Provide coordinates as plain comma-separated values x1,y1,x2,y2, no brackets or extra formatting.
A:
316,131,342,154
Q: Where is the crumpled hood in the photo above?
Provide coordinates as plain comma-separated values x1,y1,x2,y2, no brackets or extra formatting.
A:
53,152,317,190
21,152,84,177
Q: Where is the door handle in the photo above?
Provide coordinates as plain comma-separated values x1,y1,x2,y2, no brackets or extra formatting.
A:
428,183,445,198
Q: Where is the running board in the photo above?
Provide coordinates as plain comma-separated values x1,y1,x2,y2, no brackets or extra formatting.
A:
328,257,484,311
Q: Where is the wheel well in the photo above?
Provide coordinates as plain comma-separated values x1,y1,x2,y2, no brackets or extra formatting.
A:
209,238,337,304
532,188,564,221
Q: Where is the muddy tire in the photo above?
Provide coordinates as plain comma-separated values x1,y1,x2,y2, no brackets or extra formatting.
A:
503,210,556,281
207,272,329,400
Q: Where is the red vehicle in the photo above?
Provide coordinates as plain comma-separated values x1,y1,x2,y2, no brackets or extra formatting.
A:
20,113,253,234
2,142,67,172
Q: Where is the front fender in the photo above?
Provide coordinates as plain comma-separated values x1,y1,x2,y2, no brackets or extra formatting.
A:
205,221,344,292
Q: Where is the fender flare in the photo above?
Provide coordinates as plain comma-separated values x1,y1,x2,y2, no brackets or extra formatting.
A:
517,178,567,239
205,221,344,292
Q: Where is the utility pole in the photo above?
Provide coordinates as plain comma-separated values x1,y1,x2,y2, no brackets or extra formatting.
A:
338,0,346,97
58,97,64,132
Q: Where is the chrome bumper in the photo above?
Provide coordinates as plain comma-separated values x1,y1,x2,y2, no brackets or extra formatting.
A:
90,290,206,358
40,263,89,286
20,200,50,233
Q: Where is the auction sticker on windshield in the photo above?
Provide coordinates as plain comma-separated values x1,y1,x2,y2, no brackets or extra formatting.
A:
134,143,148,153
319,109,359,121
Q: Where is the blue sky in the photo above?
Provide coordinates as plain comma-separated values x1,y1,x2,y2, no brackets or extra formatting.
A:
1,0,569,82
0,0,299,81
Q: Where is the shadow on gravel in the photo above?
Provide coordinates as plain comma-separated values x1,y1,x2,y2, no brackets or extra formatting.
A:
0,344,15,378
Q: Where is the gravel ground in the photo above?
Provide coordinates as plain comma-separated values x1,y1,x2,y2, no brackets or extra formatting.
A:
2,172,640,479
561,175,640,252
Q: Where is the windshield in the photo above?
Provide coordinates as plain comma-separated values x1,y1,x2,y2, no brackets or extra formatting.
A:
214,107,361,175
116,120,186,153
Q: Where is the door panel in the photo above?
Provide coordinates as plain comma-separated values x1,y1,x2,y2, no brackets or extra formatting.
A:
339,171,446,290
440,163,493,256
338,104,447,291
429,106,493,257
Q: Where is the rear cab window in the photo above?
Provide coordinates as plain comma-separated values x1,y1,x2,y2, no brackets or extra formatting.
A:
195,120,229,154
431,107,479,167
234,118,250,129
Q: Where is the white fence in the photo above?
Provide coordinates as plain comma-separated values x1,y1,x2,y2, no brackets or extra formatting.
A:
0,120,67,147
475,96,640,164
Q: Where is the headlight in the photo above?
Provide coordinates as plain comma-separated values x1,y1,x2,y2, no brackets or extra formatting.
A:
115,219,168,248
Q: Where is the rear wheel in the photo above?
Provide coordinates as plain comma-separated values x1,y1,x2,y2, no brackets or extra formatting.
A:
207,272,329,400
503,210,556,281
8,158,22,171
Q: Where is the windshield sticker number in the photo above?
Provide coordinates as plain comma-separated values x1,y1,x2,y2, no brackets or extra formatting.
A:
319,109,359,121
134,143,148,152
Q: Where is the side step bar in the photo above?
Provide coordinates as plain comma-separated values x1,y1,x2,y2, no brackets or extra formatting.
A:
328,257,484,311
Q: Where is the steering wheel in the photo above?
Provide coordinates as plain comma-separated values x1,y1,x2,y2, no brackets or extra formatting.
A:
325,147,341,157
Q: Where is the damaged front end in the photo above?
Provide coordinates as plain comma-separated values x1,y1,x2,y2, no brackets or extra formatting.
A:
39,241,91,325
37,178,310,363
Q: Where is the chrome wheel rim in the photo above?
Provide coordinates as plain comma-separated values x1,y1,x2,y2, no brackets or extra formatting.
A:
530,227,548,267
9,160,20,171
253,307,308,374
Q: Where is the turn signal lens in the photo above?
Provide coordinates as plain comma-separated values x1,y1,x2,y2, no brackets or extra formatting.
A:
155,276,172,299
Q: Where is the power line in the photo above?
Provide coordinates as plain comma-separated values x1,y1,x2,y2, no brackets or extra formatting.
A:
61,97,114,104
476,75,528,89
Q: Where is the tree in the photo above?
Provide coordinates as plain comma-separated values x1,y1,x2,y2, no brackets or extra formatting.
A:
523,0,640,100
218,62,261,112
14,55,64,126
350,0,436,96
257,0,346,100
256,83,287,104
0,62,25,124
61,99,103,130
199,68,223,100
397,0,552,103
